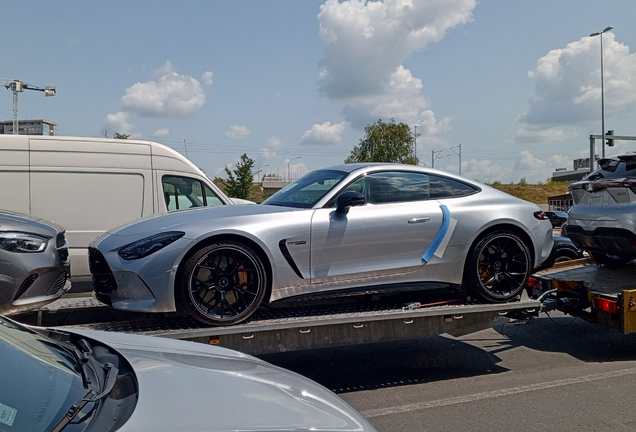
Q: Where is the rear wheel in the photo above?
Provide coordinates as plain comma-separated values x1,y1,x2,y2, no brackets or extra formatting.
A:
463,231,532,303
179,241,267,325
554,249,581,263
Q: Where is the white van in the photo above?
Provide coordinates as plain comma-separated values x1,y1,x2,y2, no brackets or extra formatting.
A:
0,135,240,291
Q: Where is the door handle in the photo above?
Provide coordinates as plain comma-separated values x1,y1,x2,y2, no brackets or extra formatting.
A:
408,217,431,224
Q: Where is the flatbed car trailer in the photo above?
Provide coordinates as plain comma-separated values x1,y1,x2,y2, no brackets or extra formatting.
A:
527,257,636,334
12,293,541,356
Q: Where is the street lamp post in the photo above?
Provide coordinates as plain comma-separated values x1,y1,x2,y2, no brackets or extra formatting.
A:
287,157,301,182
413,125,419,165
590,25,613,158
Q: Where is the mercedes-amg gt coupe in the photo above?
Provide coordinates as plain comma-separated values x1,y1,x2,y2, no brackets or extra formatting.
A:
89,163,553,326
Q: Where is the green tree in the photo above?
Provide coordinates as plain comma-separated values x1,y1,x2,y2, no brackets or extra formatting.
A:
345,119,417,164
113,132,130,139
224,153,255,200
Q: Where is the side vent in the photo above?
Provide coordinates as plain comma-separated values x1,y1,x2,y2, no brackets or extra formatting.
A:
13,274,38,301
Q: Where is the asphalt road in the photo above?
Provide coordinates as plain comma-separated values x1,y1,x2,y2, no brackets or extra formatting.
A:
260,311,636,432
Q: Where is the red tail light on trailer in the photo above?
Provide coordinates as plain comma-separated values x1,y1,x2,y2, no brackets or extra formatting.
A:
593,297,618,314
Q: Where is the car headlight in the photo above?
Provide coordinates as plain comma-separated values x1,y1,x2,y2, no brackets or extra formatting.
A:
118,231,185,260
0,232,49,253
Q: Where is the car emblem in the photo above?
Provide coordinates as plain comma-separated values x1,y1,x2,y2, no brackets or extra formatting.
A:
585,183,595,193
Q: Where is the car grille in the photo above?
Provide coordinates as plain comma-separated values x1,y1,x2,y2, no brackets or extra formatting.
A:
89,247,118,293
13,274,38,301
56,233,69,261
47,272,68,295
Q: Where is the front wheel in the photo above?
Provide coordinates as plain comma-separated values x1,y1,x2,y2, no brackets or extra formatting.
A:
463,231,532,303
179,241,267,326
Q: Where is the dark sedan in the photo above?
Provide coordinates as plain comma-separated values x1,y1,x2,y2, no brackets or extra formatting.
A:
0,209,71,315
544,210,568,228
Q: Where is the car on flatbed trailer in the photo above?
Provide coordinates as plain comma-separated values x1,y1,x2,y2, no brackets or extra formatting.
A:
526,257,636,334
89,163,553,327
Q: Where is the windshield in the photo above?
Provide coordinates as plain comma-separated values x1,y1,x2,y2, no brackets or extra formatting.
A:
263,169,348,208
0,316,90,432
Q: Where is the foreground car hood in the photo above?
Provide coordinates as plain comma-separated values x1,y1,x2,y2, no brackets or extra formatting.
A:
66,329,375,432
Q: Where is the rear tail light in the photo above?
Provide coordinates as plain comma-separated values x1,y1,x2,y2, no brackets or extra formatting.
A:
593,297,618,314
534,211,548,220
526,277,543,290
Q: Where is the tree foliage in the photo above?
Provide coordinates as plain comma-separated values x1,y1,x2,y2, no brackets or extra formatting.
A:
224,153,255,200
113,132,130,139
345,119,417,165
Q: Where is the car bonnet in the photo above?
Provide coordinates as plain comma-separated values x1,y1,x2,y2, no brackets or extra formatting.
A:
103,204,299,238
0,210,63,236
65,329,376,432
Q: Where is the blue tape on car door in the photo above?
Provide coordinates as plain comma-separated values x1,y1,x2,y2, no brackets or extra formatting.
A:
422,204,450,263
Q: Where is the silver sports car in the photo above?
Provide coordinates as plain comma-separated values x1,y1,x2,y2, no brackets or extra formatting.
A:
89,163,553,326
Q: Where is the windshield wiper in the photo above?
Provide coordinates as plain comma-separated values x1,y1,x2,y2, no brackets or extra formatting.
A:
47,362,119,432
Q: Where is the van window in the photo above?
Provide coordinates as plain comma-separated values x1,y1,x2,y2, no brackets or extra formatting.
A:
162,175,225,211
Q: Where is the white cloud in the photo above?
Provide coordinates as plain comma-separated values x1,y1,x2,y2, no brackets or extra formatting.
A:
225,125,251,139
515,33,636,142
103,111,141,138
120,60,212,118
299,121,346,145
317,0,475,133
458,151,573,184
262,136,283,158
153,128,170,138
202,71,214,86
512,126,578,144
284,159,308,181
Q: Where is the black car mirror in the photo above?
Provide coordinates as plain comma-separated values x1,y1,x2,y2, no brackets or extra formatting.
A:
336,191,365,214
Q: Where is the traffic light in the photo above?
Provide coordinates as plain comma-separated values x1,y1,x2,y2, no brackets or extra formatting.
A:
606,130,614,147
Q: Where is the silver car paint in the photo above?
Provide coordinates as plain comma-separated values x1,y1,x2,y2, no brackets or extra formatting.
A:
0,210,71,315
91,164,553,313
62,327,377,431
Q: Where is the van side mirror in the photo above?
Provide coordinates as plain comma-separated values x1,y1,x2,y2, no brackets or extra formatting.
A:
336,191,365,214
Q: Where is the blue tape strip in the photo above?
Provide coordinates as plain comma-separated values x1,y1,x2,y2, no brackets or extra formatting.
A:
422,204,450,263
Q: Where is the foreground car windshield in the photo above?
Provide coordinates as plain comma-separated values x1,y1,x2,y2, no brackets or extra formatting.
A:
0,316,89,432
263,169,347,208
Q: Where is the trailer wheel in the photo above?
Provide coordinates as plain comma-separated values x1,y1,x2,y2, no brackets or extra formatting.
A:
463,231,532,303
179,241,266,326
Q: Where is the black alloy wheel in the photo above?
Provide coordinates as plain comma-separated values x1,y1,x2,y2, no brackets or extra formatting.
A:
179,241,267,326
464,231,532,302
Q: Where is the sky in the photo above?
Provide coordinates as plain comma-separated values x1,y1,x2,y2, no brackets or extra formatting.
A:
4,0,636,184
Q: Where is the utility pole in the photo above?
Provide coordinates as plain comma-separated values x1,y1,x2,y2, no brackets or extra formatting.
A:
450,143,462,175
431,150,443,168
413,125,419,165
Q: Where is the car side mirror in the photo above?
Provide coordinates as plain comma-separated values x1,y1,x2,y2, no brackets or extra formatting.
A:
336,191,365,214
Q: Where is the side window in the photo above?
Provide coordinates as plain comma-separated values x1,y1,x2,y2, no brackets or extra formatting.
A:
429,175,478,199
204,184,224,206
365,172,429,204
329,171,430,206
162,175,225,211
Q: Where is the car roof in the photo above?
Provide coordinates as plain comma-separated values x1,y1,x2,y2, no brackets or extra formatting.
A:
321,162,471,181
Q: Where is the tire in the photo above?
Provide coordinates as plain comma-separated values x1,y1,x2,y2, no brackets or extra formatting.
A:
553,248,581,263
463,231,532,303
590,252,633,268
179,241,267,326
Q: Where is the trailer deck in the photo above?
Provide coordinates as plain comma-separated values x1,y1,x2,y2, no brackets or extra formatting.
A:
12,292,541,355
